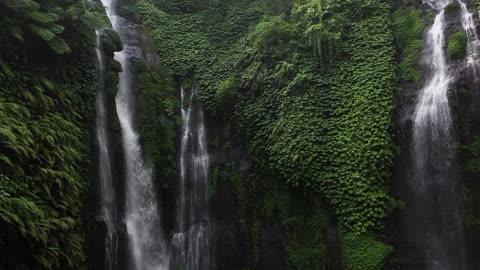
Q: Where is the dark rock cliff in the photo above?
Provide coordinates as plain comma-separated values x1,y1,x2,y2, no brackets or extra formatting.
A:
86,26,128,270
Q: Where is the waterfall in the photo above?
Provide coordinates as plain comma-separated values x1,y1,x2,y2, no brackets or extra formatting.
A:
411,2,466,269
99,0,169,269
95,33,118,270
172,86,212,270
459,1,480,80
414,8,452,146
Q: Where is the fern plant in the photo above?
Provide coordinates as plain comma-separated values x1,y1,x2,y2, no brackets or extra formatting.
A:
0,60,94,269
0,0,106,54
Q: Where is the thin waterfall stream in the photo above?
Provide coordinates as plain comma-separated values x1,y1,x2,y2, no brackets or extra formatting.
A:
95,33,118,270
172,85,212,270
411,0,465,269
460,0,480,80
97,0,169,268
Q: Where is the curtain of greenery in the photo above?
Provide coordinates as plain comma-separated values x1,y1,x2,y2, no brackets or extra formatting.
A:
0,0,105,268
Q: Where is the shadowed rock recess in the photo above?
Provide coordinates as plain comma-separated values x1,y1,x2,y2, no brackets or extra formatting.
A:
3,0,480,270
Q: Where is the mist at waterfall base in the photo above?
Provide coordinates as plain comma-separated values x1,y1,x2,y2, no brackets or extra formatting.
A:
96,0,169,269
410,1,466,269
172,86,213,270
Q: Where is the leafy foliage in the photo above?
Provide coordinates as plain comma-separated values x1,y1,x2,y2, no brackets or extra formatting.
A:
292,0,344,63
0,67,94,269
0,0,105,55
135,60,179,177
0,2,98,265
448,31,467,59
264,186,330,270
135,0,264,114
323,6,396,233
444,2,460,14
393,8,425,82
138,0,397,268
340,231,393,270
230,0,396,235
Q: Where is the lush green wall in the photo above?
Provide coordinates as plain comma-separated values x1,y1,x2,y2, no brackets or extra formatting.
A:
0,0,104,268
135,0,401,269
0,0,435,269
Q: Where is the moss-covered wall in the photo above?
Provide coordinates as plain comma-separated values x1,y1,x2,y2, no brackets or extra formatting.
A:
5,0,480,269
393,7,425,82
134,0,400,269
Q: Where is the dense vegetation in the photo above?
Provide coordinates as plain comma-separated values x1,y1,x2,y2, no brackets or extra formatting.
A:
448,31,468,59
392,7,425,82
6,0,480,269
0,0,104,268
135,0,401,269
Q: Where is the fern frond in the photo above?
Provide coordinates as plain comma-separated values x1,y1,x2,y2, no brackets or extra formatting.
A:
47,36,71,54
0,154,14,168
7,25,24,41
48,24,64,34
25,11,57,23
1,0,39,10
81,10,105,30
27,24,55,41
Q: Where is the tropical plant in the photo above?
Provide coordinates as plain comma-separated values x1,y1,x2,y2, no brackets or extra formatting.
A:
0,0,105,54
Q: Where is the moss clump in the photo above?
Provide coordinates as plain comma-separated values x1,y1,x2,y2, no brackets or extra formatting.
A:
341,232,393,270
99,28,123,54
448,31,467,59
264,188,330,269
136,60,179,177
444,2,460,14
393,8,425,82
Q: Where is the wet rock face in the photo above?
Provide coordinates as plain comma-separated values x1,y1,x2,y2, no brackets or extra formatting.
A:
452,3,480,268
388,1,480,269
87,217,109,270
209,170,287,270
203,114,288,270
87,61,126,270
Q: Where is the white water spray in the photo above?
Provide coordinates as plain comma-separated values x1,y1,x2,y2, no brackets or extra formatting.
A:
411,2,466,269
414,9,453,158
95,32,118,270
99,0,169,269
172,86,212,270
459,1,480,80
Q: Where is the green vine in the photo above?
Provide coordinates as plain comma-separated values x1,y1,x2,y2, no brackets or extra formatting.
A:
137,0,397,268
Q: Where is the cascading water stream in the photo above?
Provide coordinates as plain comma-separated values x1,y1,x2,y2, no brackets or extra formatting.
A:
459,0,480,81
414,6,452,144
95,33,118,270
172,86,212,270
99,0,169,269
411,1,465,269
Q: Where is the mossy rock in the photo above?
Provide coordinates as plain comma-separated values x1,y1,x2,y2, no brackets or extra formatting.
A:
341,232,393,270
444,2,460,15
393,8,425,82
448,31,467,59
99,28,123,54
